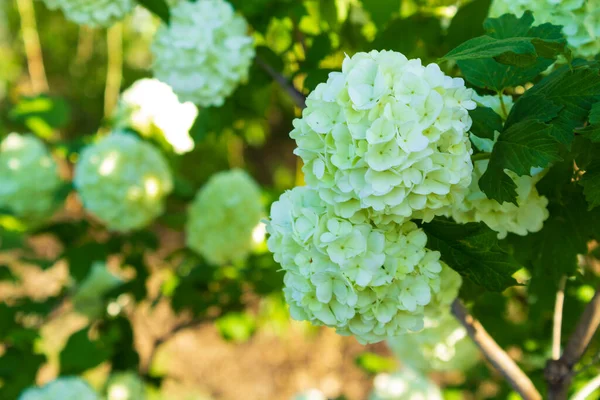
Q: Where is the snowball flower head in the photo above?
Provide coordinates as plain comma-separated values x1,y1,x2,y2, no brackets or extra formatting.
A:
72,261,123,319
291,50,474,225
187,169,263,265
114,79,198,154
105,372,145,400
451,95,549,239
267,186,445,344
74,132,173,232
0,133,62,223
387,313,479,373
41,0,134,27
151,0,255,107
490,0,600,58
369,368,442,400
19,377,99,400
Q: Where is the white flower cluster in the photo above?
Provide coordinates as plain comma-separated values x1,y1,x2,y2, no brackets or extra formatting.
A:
187,169,263,265
267,186,446,344
291,50,475,225
0,133,62,224
369,367,442,400
74,132,173,232
490,0,600,58
19,377,99,400
105,372,146,400
41,0,134,27
151,0,255,107
72,262,124,319
450,95,550,239
114,78,198,154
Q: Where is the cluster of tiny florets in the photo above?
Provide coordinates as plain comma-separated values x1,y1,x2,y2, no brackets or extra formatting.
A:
19,377,99,400
41,0,134,27
105,372,145,400
74,132,173,232
187,169,263,265
114,78,198,154
490,0,600,58
151,0,255,107
292,50,475,225
369,367,442,400
450,95,550,239
0,133,62,224
267,186,445,344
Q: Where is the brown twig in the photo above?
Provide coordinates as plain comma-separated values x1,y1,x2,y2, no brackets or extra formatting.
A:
546,284,600,399
451,299,542,400
256,57,306,109
16,0,49,94
552,276,567,360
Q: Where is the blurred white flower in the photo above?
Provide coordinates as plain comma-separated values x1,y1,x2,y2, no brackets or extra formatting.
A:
105,371,145,400
41,0,134,27
369,367,442,400
19,377,99,400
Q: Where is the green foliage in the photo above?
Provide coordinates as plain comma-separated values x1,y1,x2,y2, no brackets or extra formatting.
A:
136,0,170,24
354,352,397,375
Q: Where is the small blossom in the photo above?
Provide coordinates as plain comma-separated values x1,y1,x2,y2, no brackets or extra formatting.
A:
41,0,133,27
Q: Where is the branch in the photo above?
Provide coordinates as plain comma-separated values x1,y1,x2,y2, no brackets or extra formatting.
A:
256,57,306,109
104,23,123,118
452,299,542,400
16,0,49,94
552,276,567,360
572,374,600,400
546,283,600,399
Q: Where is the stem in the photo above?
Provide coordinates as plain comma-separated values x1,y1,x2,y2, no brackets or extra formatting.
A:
471,152,491,161
452,299,542,400
572,374,600,400
16,0,49,94
546,283,600,399
256,56,306,109
498,90,508,119
104,22,123,118
552,276,567,360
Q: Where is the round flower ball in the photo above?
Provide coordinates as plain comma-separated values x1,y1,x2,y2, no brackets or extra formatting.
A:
41,0,134,27
19,377,99,400
0,133,62,224
114,78,198,154
490,0,600,58
267,186,445,344
105,372,145,400
187,169,263,265
369,368,442,400
151,0,255,107
291,50,475,225
387,313,479,373
74,132,173,232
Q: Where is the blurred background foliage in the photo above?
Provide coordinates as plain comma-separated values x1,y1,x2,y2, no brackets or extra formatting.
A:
1,0,600,399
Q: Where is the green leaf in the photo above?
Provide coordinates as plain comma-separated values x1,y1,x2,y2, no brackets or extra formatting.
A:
373,15,442,57
470,107,503,140
9,95,71,139
507,62,600,145
454,13,566,91
0,345,45,400
580,160,600,209
421,218,521,292
446,0,491,49
576,102,600,141
354,352,397,374
60,327,112,375
304,33,332,69
359,0,401,27
216,312,256,343
0,265,19,282
135,0,170,24
479,120,562,204
442,35,536,66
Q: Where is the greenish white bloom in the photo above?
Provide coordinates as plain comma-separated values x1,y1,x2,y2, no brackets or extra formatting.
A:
369,368,442,400
105,372,146,400
0,133,62,224
74,132,173,232
291,50,474,225
451,94,549,239
387,313,479,373
72,261,124,319
187,169,263,265
41,0,134,27
19,377,99,400
472,92,513,120
490,0,600,58
151,0,255,107
267,186,445,344
292,389,327,400
114,78,198,154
